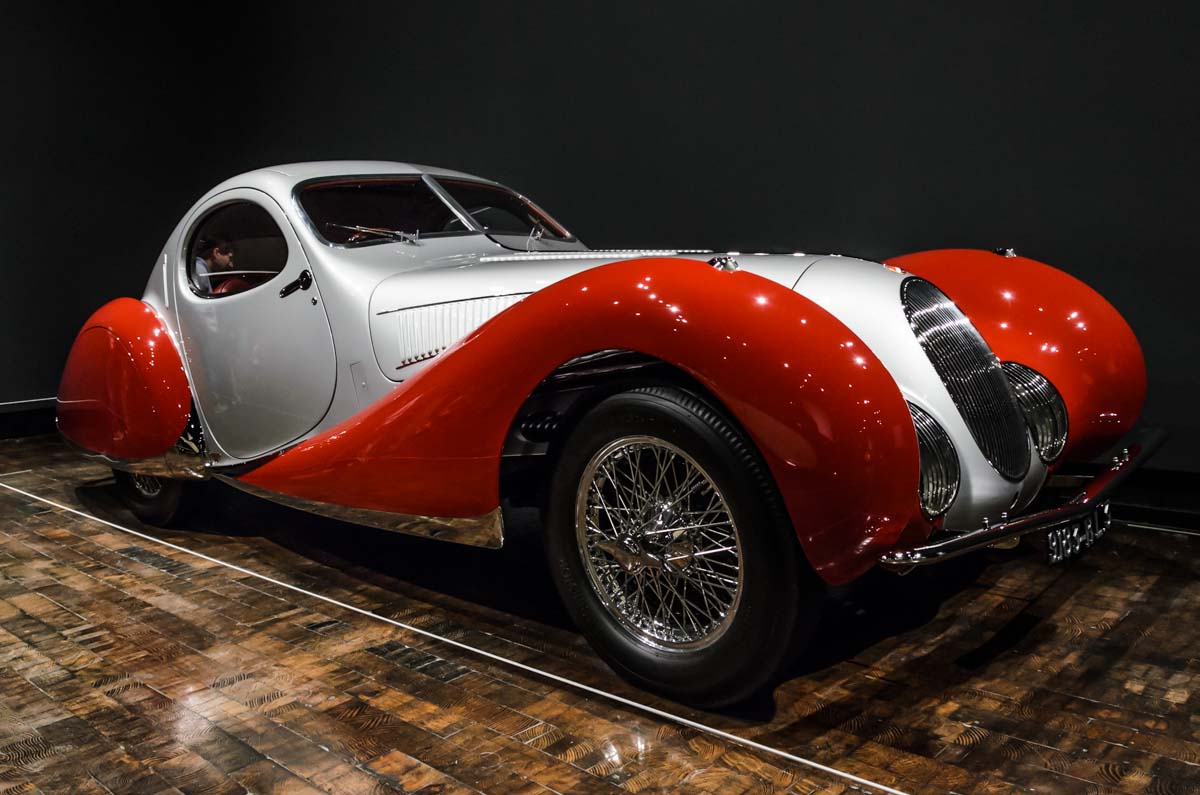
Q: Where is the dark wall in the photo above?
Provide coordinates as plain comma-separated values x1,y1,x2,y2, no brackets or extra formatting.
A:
4,4,1198,469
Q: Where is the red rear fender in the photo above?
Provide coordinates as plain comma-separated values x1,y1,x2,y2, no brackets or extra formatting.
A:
243,257,925,585
887,249,1145,461
57,298,191,460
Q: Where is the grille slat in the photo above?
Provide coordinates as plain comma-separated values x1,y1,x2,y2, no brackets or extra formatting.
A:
902,278,1029,480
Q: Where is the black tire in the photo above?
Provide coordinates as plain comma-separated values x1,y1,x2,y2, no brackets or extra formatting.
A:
545,386,818,707
112,470,188,526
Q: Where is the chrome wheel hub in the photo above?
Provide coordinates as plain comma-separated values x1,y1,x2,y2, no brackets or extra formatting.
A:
130,474,163,498
575,436,743,650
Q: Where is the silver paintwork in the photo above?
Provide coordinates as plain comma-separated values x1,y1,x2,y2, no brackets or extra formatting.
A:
792,257,1047,529
576,435,743,650
171,187,338,461
382,293,531,371
139,161,1044,535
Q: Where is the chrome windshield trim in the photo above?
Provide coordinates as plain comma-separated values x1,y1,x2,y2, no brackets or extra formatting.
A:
422,173,484,232
289,173,484,249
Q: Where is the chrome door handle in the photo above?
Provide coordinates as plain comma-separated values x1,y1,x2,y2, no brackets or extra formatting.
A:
279,269,313,298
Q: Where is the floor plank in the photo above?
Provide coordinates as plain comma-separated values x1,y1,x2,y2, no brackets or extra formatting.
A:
0,435,1197,794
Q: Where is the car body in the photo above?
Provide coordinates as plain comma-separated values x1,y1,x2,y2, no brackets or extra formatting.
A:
57,161,1161,704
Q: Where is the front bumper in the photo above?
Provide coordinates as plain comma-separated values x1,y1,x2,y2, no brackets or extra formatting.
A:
878,427,1167,573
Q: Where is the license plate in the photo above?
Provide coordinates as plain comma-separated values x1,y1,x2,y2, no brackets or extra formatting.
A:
1047,502,1112,564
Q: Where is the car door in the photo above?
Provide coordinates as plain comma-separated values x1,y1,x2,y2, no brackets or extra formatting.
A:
174,188,336,460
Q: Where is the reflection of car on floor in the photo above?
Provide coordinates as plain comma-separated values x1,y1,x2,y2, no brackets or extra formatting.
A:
57,161,1162,706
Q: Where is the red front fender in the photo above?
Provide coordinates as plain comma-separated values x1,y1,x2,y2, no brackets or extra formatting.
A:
242,258,925,584
57,298,191,460
887,249,1146,461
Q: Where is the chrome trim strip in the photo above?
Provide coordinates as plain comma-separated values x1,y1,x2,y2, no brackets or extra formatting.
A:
289,173,485,250
422,173,484,232
61,437,213,480
375,291,532,316
878,427,1166,572
214,475,505,548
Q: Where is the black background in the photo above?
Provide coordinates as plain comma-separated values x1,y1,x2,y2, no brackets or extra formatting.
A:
3,4,1197,469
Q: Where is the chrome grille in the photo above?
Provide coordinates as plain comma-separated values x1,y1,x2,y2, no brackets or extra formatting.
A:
901,278,1029,480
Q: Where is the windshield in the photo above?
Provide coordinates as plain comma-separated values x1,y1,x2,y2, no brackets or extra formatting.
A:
297,177,469,246
435,178,572,240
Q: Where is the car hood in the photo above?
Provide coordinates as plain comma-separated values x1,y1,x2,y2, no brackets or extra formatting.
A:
367,249,825,379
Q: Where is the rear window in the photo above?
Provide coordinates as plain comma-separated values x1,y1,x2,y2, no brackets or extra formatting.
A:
297,178,467,246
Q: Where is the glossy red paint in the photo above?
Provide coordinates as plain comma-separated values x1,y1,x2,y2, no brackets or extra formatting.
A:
242,257,926,585
57,298,191,460
887,249,1145,461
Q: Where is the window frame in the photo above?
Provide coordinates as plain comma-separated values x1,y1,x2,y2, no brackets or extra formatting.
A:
431,176,576,242
292,174,483,249
183,198,292,301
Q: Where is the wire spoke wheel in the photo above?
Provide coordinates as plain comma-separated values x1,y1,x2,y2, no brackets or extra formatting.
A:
130,473,164,498
575,435,743,650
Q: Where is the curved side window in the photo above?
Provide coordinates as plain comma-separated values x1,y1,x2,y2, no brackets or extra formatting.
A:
187,201,287,298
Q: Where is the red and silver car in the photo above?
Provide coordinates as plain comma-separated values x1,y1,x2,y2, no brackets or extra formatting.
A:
57,161,1161,705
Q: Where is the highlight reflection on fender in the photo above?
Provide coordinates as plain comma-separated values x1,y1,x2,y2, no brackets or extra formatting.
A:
887,249,1146,460
57,298,191,460
241,258,925,585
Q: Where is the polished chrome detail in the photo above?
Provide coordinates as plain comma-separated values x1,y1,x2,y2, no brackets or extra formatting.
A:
901,277,1029,481
62,404,214,481
323,223,420,245
216,475,505,548
907,403,960,517
993,247,1018,258
130,474,164,498
278,268,313,298
880,427,1165,572
65,445,211,480
708,255,739,272
1002,362,1069,462
385,293,530,368
575,436,743,651
526,222,545,251
478,251,703,263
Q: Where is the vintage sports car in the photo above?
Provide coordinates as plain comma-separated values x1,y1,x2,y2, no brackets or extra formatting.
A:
57,161,1161,705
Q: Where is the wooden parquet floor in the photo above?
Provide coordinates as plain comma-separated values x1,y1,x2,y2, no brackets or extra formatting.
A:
0,435,1198,795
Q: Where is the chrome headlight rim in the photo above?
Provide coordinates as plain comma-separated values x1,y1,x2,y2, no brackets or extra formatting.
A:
907,402,961,519
1001,362,1069,463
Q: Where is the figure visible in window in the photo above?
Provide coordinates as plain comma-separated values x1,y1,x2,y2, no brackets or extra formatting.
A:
193,238,235,294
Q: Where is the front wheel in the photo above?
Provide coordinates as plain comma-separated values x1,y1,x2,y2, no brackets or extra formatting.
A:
112,470,189,526
545,387,817,707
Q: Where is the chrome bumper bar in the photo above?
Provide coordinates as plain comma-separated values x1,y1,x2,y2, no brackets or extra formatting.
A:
878,427,1167,572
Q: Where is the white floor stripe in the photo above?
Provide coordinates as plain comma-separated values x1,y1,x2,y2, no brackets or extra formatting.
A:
0,470,32,478
0,397,55,408
1123,520,1200,538
0,479,908,795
